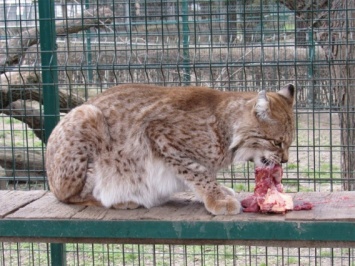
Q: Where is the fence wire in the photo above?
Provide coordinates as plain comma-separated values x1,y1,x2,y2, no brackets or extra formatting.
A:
0,0,355,265
1,242,355,266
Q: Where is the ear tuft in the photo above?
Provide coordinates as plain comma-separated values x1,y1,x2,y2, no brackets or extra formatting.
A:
254,90,270,120
277,84,295,105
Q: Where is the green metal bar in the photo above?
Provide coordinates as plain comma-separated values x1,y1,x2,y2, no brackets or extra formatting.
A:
181,0,190,85
51,243,66,266
38,0,59,143
38,1,62,265
308,30,315,106
1,220,355,245
85,0,93,83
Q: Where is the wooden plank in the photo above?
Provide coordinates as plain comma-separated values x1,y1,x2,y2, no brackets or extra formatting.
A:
7,192,86,219
73,193,202,221
72,206,108,220
0,190,47,218
103,207,150,221
158,193,212,221
1,191,355,246
286,192,331,220
2,191,355,222
286,192,355,221
139,202,185,221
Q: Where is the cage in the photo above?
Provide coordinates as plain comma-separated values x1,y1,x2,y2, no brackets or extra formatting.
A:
0,0,354,265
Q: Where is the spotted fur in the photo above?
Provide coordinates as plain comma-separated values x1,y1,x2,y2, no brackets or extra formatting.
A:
46,83,295,215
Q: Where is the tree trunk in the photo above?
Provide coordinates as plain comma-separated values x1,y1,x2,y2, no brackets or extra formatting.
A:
332,4,355,190
279,0,355,190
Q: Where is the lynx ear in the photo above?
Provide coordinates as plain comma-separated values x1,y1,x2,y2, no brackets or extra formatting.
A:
254,90,270,120
277,83,295,105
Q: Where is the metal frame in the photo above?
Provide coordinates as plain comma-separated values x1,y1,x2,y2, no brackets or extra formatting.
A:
0,219,354,247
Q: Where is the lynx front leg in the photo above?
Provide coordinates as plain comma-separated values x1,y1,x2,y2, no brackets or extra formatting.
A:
150,151,241,215
147,123,242,215
185,171,242,215
179,165,241,215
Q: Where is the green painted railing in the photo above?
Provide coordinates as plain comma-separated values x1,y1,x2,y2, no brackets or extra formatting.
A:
1,219,355,246
38,1,62,265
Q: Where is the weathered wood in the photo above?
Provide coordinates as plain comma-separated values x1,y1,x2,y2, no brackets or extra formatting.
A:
0,190,46,218
103,207,150,221
286,191,355,221
1,191,355,247
2,191,355,222
72,206,108,220
7,192,85,219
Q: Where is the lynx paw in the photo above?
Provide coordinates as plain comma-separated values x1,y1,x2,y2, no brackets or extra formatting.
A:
112,201,140,210
205,195,242,215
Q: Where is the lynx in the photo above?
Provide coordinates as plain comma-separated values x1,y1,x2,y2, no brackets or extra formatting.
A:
46,83,295,215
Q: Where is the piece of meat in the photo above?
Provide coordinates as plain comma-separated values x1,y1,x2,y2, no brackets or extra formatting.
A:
258,186,293,213
241,165,312,213
293,201,313,211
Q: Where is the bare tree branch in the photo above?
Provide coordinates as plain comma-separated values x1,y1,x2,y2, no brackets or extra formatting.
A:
0,6,113,71
2,100,44,141
0,71,85,111
0,149,45,178
0,71,85,141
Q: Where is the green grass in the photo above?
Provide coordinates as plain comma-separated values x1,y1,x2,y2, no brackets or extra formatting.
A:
0,116,42,147
286,163,298,170
234,183,247,192
320,250,332,257
303,163,341,181
287,257,298,264
3,117,14,125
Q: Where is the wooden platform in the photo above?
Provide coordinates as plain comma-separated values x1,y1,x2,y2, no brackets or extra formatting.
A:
1,190,355,247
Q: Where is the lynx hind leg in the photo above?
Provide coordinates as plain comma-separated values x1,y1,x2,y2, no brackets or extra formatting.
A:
46,104,110,204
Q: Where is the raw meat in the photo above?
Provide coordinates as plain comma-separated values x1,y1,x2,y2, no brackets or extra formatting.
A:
293,201,313,211
241,165,312,213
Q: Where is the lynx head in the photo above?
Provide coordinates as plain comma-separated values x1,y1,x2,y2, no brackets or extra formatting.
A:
231,84,295,167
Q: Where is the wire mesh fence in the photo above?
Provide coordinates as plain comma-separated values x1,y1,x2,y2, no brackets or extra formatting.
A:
1,242,355,265
0,0,354,265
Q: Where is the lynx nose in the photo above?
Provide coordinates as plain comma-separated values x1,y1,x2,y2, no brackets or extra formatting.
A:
281,152,289,164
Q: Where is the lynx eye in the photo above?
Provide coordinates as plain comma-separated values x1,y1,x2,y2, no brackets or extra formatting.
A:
272,140,283,148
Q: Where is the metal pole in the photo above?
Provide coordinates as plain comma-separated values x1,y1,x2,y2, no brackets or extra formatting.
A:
181,0,190,85
38,0,59,142
85,0,93,83
308,30,315,106
38,1,64,265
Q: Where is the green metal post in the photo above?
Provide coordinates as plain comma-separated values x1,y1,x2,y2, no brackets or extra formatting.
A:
50,243,66,266
85,0,93,83
308,31,315,105
38,1,64,265
38,0,60,142
181,0,190,85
